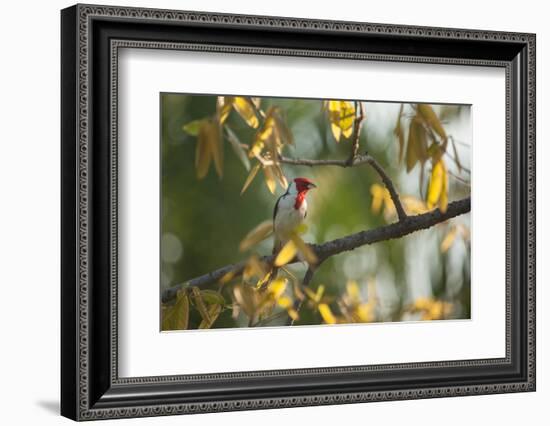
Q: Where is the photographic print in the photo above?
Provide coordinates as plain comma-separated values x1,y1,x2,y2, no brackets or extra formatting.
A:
160,94,471,331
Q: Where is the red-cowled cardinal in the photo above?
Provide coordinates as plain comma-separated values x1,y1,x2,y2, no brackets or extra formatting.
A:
258,177,316,293
272,177,317,255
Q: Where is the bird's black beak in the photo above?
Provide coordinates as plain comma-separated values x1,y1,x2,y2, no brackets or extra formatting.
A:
308,182,317,189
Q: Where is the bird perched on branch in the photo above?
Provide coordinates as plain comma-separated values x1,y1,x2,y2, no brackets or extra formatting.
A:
258,177,317,293
273,177,317,255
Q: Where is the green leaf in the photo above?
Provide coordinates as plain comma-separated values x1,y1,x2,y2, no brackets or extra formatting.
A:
199,304,222,329
182,119,204,136
161,290,189,331
406,117,428,172
200,289,226,306
191,287,211,324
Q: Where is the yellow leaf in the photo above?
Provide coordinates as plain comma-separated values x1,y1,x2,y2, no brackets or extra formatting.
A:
318,303,337,324
294,223,308,235
251,97,262,108
303,287,317,302
217,96,233,124
402,196,428,215
457,224,471,241
206,121,223,178
256,271,272,289
161,290,189,331
411,299,454,321
268,277,288,299
232,97,259,128
262,115,280,157
233,284,260,318
248,139,265,159
370,184,385,214
405,119,418,172
304,285,325,303
440,161,449,213
275,240,297,266
290,233,318,265
418,104,447,141
441,226,458,252
277,295,293,309
219,269,236,285
330,123,342,143
346,281,361,304
327,100,355,142
263,166,276,194
271,106,294,145
272,164,288,190
406,117,428,172
393,104,405,162
239,220,273,252
241,162,261,195
356,304,374,322
427,159,445,209
195,124,212,179
313,285,325,303
251,107,289,160
287,308,299,321
244,255,269,280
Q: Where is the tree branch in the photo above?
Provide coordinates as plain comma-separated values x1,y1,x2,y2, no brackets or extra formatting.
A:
347,101,365,165
162,197,470,303
279,154,408,221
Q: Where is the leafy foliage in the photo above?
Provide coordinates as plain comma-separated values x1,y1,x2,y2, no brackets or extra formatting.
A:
162,95,471,330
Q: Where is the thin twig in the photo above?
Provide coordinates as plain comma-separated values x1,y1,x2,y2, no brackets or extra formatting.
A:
346,102,365,165
444,150,471,175
279,154,408,221
162,197,470,303
448,169,471,185
366,156,408,221
286,267,316,326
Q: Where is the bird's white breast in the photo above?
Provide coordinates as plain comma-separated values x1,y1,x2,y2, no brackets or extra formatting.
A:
274,194,307,242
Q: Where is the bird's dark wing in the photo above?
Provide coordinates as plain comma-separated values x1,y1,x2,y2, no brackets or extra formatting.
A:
273,194,284,222
273,186,291,223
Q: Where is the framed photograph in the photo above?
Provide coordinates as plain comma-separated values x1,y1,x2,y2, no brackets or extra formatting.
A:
61,4,536,421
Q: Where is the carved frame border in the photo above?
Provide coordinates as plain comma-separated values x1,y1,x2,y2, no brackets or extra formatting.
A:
61,3,535,420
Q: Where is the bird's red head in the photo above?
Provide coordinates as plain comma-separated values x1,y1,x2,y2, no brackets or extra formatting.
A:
293,177,317,193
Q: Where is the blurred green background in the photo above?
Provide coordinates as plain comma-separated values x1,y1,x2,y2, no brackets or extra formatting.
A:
161,93,471,329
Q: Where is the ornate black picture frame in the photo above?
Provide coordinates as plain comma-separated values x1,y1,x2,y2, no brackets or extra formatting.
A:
61,4,536,421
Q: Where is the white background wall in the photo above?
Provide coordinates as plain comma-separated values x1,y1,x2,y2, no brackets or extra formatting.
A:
0,0,546,424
